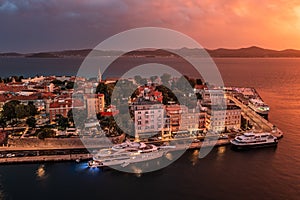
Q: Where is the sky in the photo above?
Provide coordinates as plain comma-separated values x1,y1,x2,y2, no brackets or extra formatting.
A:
1,0,300,52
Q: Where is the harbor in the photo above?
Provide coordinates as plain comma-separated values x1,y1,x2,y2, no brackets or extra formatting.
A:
0,86,284,165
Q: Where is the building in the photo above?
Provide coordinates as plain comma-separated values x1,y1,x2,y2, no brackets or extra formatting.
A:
48,98,84,122
179,105,200,131
201,89,226,106
85,94,105,118
136,85,163,103
131,101,164,141
165,105,181,132
206,105,241,132
48,99,72,122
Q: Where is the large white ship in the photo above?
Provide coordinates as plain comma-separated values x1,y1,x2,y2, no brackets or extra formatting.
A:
248,98,270,115
88,141,172,168
230,132,278,150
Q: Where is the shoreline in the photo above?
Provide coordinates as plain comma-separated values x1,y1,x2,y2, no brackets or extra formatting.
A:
0,139,231,165
0,153,92,164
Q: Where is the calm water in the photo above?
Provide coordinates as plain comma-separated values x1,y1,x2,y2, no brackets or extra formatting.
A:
0,58,300,200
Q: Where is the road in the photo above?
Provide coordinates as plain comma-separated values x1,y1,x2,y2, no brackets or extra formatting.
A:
227,94,274,132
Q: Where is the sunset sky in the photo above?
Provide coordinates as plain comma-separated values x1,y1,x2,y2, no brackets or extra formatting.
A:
1,0,300,52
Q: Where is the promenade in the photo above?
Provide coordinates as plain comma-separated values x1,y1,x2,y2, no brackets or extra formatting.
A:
0,153,92,164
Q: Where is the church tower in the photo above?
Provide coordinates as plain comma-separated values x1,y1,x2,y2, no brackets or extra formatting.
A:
97,68,102,82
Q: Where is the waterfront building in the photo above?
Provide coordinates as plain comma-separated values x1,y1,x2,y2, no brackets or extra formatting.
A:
201,89,226,106
165,105,182,132
131,100,164,141
179,106,200,131
205,105,241,132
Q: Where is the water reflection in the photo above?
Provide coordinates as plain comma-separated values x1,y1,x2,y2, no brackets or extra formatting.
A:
216,146,226,161
130,166,142,177
190,150,199,166
36,164,48,180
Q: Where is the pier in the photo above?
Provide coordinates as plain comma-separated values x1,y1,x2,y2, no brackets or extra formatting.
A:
227,94,283,138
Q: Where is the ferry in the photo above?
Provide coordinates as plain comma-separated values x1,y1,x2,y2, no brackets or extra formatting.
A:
230,132,278,150
88,141,172,168
248,98,270,115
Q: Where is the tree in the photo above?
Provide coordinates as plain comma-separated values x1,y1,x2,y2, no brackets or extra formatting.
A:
36,128,56,139
2,100,37,121
2,100,20,121
15,104,30,119
51,79,64,87
196,78,203,85
55,114,69,130
150,75,158,83
0,116,7,130
160,73,171,87
156,85,178,105
28,101,38,116
185,75,196,88
65,81,74,89
134,75,142,85
67,109,74,124
96,82,111,106
26,117,36,128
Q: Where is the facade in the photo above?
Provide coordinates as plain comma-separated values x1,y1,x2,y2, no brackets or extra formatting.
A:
132,101,164,140
86,94,105,118
206,105,241,132
165,105,181,132
179,106,200,131
48,98,84,122
201,89,226,106
48,99,72,122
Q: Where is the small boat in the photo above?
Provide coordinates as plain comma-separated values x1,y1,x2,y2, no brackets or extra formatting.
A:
88,160,103,168
218,134,229,140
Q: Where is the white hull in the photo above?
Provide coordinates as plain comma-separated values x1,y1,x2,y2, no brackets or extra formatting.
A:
230,132,278,150
89,141,170,168
248,100,269,115
99,150,165,167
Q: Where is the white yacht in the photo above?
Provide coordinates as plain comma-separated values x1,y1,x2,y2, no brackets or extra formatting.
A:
88,141,171,168
230,132,278,150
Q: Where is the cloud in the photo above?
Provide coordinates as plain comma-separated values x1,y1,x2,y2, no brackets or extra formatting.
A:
1,0,300,52
0,0,18,12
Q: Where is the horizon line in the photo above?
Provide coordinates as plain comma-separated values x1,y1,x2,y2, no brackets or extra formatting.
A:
1,45,300,54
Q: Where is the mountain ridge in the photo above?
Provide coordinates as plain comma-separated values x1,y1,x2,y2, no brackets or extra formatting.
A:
1,46,300,58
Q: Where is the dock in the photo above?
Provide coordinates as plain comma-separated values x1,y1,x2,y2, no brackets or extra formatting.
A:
227,94,283,138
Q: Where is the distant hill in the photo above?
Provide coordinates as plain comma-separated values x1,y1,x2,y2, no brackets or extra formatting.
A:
206,46,300,57
2,46,300,58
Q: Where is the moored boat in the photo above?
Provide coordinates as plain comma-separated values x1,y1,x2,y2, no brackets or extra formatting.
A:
88,141,173,168
230,132,278,150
